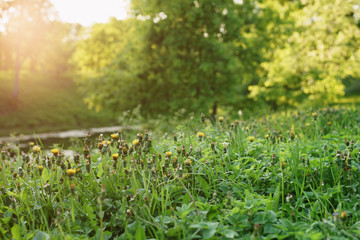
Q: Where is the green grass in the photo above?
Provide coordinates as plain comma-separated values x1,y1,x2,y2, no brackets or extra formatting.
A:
0,70,117,136
1,106,360,239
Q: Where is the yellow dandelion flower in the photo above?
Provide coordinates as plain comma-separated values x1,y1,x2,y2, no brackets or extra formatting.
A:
305,123,310,127
38,165,44,171
132,139,139,145
165,151,172,157
29,142,35,147
112,153,119,160
248,136,255,142
111,133,119,139
66,169,76,176
185,159,192,166
341,211,347,219
265,134,269,139
327,121,332,126
102,140,111,146
51,148,59,155
33,145,41,153
197,132,205,138
219,117,224,122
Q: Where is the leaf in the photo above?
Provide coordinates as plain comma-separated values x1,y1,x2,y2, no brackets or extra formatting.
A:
32,231,50,240
41,167,49,182
166,228,181,238
11,224,21,240
97,162,104,178
221,229,239,238
197,176,210,198
135,224,146,240
203,222,219,239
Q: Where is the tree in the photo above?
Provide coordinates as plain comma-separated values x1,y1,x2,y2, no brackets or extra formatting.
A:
249,0,360,108
0,0,57,102
77,0,263,117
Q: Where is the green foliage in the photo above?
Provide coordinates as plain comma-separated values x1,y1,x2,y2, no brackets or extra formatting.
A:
0,71,117,136
74,0,265,116
1,107,360,238
249,0,360,108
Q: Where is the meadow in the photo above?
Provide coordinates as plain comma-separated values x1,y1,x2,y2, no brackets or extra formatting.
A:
1,106,360,239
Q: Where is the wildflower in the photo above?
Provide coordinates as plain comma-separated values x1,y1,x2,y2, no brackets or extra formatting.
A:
112,153,119,160
341,211,347,219
132,139,139,146
219,116,224,122
29,142,35,147
183,173,189,179
33,145,41,153
184,159,192,166
51,148,60,156
248,136,255,142
197,132,205,138
102,140,111,146
265,134,269,139
70,184,76,194
305,123,310,127
281,161,285,169
165,151,172,157
312,112,318,120
327,121,332,126
38,165,44,173
137,133,143,142
66,169,76,176
111,133,118,139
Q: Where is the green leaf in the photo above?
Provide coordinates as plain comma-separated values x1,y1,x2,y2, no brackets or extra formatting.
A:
32,231,50,240
221,229,239,238
135,224,146,240
11,224,21,240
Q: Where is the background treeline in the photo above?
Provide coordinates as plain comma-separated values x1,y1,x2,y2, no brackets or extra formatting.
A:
0,0,360,134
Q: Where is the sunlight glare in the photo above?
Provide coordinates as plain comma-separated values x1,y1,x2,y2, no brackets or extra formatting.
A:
50,0,130,26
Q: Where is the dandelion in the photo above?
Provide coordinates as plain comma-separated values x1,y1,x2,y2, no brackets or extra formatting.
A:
70,184,76,194
66,169,76,176
281,161,285,169
165,151,172,157
102,140,111,146
111,133,118,139
112,153,119,160
184,159,192,166
219,116,224,122
29,142,35,147
51,148,60,156
265,134,269,139
132,139,139,146
305,123,310,127
312,112,318,120
341,211,347,219
327,121,332,126
33,145,41,153
248,136,255,142
197,132,205,138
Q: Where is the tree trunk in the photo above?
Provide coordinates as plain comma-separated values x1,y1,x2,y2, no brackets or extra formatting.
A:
13,54,21,102
211,103,217,120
